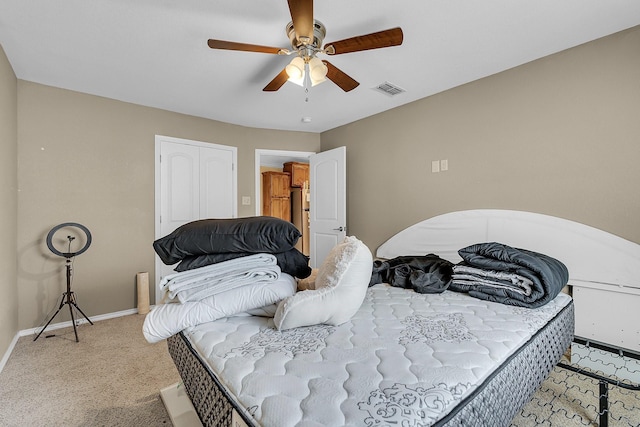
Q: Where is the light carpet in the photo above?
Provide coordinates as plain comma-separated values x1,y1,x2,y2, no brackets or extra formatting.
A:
0,314,180,427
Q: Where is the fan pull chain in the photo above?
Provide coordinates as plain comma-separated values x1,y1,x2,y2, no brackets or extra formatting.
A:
304,63,310,102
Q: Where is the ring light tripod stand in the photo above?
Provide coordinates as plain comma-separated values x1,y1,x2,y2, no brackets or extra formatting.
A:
34,223,94,342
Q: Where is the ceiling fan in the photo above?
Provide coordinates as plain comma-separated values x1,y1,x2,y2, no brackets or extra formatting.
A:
207,0,404,92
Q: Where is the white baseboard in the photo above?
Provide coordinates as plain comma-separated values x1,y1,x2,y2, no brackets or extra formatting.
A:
0,333,21,375
0,307,152,374
17,307,142,337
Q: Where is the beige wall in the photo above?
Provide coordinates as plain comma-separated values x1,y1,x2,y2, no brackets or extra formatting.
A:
16,82,320,329
0,45,18,356
321,26,640,253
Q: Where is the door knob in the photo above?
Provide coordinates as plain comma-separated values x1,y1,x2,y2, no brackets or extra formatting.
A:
333,226,345,232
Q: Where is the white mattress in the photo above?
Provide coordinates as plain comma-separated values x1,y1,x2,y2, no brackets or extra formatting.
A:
182,284,572,426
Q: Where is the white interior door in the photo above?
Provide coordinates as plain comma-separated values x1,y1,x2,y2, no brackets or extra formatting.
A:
309,146,346,268
200,146,235,218
155,135,237,303
159,141,200,239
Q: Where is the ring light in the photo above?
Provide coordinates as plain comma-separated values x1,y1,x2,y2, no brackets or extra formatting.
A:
46,222,92,258
35,222,94,342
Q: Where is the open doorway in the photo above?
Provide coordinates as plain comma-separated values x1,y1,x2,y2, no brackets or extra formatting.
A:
255,149,315,256
254,149,315,216
255,147,346,268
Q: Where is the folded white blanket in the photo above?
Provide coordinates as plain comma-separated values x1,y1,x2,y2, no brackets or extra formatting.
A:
143,273,297,343
160,253,280,303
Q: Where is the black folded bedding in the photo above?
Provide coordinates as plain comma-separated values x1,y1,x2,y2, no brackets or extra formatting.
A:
153,216,301,265
175,248,312,279
450,242,569,308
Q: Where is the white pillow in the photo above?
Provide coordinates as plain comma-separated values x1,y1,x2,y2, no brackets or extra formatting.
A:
274,236,373,330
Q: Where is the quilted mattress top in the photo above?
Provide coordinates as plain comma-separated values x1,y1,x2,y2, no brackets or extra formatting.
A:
184,283,572,426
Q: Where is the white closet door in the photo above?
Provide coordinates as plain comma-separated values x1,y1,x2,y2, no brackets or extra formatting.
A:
160,142,200,239
200,146,234,218
155,135,237,303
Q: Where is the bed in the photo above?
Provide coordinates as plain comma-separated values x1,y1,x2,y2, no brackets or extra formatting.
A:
167,288,572,427
144,209,640,426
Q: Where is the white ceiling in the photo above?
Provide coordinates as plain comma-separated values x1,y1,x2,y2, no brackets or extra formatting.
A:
1,1,639,133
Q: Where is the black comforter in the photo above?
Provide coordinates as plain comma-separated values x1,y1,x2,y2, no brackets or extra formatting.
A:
369,254,454,294
450,242,569,308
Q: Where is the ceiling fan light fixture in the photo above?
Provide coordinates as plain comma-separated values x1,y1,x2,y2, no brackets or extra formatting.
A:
286,57,305,85
310,75,326,86
208,3,403,94
309,57,328,86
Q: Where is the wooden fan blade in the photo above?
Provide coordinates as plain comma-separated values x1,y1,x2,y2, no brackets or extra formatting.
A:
324,61,359,92
208,39,285,55
263,68,290,91
288,0,314,43
324,27,403,55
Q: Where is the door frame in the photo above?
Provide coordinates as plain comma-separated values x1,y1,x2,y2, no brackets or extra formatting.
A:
254,149,315,216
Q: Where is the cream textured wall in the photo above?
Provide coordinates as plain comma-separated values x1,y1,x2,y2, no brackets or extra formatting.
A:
16,83,320,330
0,45,18,356
321,26,640,253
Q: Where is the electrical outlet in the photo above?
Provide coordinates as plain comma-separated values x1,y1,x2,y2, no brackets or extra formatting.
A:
241,196,251,205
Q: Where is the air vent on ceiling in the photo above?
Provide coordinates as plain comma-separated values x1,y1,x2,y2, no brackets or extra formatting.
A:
373,81,406,96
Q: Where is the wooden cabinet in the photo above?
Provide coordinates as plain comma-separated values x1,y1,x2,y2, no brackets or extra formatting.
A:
283,162,309,188
262,171,291,220
265,197,290,222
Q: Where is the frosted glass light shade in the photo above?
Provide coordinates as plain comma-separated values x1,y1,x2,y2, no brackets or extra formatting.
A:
286,57,305,86
309,57,328,86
